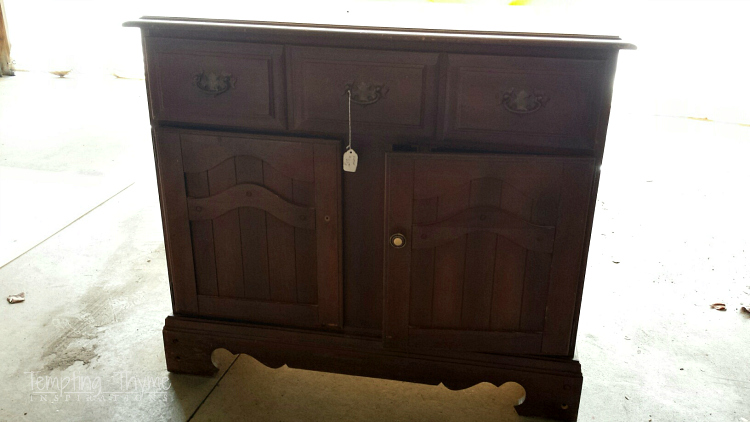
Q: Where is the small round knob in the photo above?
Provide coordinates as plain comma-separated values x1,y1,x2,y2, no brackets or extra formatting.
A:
390,233,406,248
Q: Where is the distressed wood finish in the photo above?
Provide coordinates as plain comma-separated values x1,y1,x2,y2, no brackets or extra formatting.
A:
129,17,632,421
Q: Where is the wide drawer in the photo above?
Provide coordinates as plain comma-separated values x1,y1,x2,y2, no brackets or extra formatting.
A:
146,38,286,130
289,46,439,139
444,54,605,150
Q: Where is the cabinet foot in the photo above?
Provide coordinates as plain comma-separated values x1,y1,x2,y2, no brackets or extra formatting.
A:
163,327,218,376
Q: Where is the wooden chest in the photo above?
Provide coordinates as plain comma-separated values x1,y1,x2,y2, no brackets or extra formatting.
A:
125,17,633,421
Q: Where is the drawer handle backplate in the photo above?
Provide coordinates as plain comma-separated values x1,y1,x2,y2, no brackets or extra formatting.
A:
500,88,549,114
344,82,388,106
194,70,236,96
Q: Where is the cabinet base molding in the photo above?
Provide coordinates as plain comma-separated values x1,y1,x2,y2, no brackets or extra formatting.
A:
163,315,583,421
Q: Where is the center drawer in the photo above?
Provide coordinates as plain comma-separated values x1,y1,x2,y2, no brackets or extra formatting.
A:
288,46,439,140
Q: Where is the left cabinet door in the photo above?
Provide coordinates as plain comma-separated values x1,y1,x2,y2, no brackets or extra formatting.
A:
154,128,342,328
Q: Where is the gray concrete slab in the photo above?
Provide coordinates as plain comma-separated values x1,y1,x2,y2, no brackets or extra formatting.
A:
577,114,750,421
0,179,231,421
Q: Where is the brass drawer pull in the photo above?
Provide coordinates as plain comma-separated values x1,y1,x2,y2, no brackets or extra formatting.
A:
500,88,549,114
194,70,236,96
344,81,387,105
389,233,406,248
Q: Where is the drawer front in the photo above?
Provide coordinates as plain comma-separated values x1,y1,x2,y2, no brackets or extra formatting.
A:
146,38,286,130
289,46,439,139
445,55,605,150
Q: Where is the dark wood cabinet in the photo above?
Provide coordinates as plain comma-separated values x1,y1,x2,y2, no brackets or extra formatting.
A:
126,17,633,421
384,154,595,356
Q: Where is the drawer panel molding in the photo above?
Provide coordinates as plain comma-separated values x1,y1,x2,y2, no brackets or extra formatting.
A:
147,38,287,130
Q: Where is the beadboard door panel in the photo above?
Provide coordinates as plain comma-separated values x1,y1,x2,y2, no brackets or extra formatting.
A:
155,128,342,328
384,153,595,355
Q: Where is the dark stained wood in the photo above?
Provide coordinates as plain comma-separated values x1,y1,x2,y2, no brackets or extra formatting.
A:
190,221,219,297
185,172,219,297
519,251,553,332
263,162,299,303
383,154,595,356
490,237,527,331
176,129,341,326
235,155,271,301
146,38,286,131
181,134,314,182
134,18,631,421
340,139,387,331
197,296,318,327
408,328,542,354
126,17,636,50
383,155,414,348
312,143,342,327
445,54,605,149
460,178,502,330
293,179,318,305
430,185,469,329
542,161,596,354
409,197,437,328
412,206,555,253
288,46,439,139
208,158,245,298
153,129,198,314
186,184,316,228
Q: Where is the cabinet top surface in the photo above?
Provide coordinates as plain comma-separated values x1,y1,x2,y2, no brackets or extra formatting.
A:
123,5,635,51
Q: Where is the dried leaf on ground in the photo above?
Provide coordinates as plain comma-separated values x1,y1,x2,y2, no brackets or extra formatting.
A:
710,303,726,311
7,292,25,304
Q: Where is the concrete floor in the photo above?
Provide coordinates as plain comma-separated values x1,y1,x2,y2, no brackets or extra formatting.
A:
0,72,748,421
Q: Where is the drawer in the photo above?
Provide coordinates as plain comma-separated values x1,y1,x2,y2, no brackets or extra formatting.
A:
146,38,286,130
289,46,439,139
444,54,606,150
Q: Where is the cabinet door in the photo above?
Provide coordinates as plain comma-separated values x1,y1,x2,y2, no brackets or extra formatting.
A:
384,153,595,355
155,129,341,328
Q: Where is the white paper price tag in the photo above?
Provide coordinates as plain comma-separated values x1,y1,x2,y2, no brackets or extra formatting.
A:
343,149,358,172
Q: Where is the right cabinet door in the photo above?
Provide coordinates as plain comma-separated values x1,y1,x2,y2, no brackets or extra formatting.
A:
384,153,596,356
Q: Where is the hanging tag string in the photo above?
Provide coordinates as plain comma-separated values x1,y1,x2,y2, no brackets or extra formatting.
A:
342,88,359,173
347,89,352,151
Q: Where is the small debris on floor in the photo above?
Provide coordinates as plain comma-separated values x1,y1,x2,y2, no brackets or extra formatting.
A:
612,261,621,264
740,306,750,315
710,303,727,311
7,292,25,304
50,70,72,78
